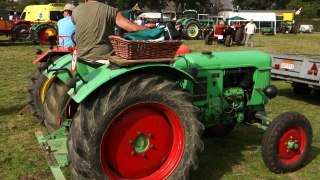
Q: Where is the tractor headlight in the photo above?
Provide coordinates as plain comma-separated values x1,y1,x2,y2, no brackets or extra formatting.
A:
263,85,278,99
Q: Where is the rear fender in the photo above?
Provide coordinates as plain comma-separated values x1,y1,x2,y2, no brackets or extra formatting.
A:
31,23,55,31
71,65,195,103
33,49,71,64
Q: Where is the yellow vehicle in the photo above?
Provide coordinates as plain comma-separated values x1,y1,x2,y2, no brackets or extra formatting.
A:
20,3,64,22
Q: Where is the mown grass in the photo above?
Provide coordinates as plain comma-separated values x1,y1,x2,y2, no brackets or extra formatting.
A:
0,33,319,179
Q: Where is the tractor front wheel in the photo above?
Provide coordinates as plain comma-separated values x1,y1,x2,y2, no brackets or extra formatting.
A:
68,73,204,179
261,112,312,173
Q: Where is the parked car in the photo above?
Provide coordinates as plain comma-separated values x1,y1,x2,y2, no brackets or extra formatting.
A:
299,25,314,33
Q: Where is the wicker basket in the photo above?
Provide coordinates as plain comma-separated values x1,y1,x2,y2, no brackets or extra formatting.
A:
109,35,182,60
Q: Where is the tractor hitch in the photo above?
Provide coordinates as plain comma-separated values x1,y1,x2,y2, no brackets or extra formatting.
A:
35,121,70,180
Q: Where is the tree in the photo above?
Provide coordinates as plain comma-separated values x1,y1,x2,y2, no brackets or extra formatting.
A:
287,0,320,19
232,0,276,10
0,1,7,10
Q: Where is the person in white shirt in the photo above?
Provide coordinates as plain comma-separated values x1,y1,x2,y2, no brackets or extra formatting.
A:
244,19,257,47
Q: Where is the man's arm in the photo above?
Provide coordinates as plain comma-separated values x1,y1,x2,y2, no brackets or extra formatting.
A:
115,11,149,32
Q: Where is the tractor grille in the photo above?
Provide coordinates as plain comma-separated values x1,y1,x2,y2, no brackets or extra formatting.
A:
193,76,207,101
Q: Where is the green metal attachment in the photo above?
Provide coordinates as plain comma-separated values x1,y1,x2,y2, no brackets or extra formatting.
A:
35,120,70,180
287,140,299,150
132,133,150,153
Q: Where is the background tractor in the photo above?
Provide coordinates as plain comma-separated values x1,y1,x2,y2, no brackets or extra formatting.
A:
0,3,64,44
175,10,218,40
205,23,245,47
31,31,313,179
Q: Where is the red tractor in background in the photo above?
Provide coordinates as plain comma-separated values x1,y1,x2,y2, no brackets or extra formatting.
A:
204,23,245,47
0,18,32,42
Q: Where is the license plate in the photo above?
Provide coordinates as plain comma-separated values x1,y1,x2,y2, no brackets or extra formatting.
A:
280,60,294,70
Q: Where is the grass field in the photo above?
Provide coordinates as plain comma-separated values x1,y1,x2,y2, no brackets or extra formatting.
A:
0,33,320,179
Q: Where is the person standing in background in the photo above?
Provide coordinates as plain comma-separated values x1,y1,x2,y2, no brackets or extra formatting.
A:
244,19,257,47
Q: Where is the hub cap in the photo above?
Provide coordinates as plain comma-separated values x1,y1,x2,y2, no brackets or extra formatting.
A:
100,102,185,179
278,126,306,164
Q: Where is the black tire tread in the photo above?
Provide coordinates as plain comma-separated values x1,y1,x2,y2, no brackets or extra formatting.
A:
225,35,233,47
27,67,47,124
205,34,212,45
43,80,70,133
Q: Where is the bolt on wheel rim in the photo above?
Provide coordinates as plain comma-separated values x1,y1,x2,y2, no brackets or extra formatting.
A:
278,126,306,164
100,102,185,179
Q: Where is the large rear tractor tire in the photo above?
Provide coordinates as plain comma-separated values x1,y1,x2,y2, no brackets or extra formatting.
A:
68,73,204,179
43,80,71,133
28,67,47,124
261,112,312,173
14,24,31,40
184,20,200,40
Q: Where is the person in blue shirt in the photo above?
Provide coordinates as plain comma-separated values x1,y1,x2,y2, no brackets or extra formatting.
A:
57,4,76,48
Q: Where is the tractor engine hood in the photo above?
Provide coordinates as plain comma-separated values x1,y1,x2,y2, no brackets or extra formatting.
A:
173,50,272,70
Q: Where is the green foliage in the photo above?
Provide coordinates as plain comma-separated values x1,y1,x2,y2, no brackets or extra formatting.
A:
232,0,320,18
170,0,210,11
232,0,275,10
288,0,320,19
0,1,6,10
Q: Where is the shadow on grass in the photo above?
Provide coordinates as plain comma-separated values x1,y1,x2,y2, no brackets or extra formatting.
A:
190,125,263,180
0,104,27,116
276,86,320,106
0,40,35,47
304,144,320,168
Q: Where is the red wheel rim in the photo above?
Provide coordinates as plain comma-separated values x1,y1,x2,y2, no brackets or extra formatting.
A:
100,102,185,179
278,126,307,164
39,28,49,44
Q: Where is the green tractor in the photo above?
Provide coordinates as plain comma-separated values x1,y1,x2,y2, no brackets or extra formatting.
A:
175,10,217,40
30,23,58,45
30,33,313,179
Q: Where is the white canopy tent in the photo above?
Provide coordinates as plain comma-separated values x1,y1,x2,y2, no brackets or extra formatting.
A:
227,12,277,34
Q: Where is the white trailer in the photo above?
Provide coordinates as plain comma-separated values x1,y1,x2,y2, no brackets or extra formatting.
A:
271,54,320,95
